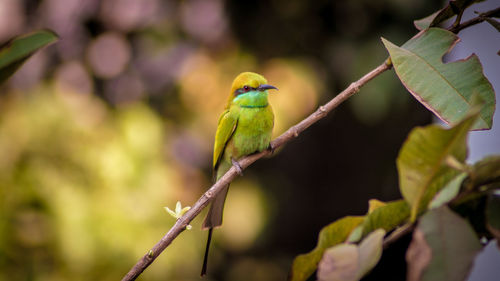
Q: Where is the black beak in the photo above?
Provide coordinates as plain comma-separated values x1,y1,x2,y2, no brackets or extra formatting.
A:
258,84,278,91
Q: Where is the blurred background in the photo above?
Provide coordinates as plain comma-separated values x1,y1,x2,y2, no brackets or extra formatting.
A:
0,0,498,280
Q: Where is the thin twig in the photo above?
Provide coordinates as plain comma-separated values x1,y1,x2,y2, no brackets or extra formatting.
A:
121,7,498,280
449,6,500,34
383,223,415,249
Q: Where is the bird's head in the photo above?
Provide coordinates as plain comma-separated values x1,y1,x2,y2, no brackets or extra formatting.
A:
226,72,278,108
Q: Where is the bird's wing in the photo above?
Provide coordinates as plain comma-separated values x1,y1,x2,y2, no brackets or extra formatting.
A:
213,108,238,170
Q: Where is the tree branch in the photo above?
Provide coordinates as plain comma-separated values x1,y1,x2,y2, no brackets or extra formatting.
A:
121,7,498,280
121,61,391,281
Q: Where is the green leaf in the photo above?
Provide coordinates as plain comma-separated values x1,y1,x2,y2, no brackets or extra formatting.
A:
381,28,495,130
0,30,58,85
406,206,481,281
414,10,441,30
346,225,364,243
428,172,467,209
397,109,478,221
405,228,432,281
360,200,410,237
367,199,386,213
486,193,500,241
470,155,500,189
289,216,364,281
317,229,385,281
356,229,385,278
413,0,485,30
348,200,410,242
317,243,358,281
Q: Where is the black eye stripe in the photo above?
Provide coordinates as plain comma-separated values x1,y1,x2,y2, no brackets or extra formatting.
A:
234,86,256,96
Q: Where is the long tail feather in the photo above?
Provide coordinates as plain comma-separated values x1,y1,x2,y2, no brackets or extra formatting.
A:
202,185,229,229
201,228,213,276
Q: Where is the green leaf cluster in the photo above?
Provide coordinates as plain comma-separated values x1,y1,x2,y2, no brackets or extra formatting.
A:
290,107,499,280
289,216,364,281
290,200,411,281
290,3,499,280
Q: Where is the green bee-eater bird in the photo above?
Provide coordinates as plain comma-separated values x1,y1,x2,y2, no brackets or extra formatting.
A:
201,72,277,276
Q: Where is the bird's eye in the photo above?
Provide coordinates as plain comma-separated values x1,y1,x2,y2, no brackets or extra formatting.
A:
243,85,250,91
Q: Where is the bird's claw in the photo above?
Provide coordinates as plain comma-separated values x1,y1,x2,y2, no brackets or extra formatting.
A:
268,142,276,154
232,158,243,176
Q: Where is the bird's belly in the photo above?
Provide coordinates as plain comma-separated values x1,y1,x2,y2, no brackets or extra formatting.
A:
230,107,273,158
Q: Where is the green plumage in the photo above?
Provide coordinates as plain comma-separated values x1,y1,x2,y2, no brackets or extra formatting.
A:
201,72,277,276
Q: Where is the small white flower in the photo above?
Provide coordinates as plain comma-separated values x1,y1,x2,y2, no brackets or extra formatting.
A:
165,206,177,218
164,201,192,230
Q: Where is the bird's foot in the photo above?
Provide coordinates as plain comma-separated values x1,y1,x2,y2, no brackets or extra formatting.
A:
268,142,276,154
231,158,243,176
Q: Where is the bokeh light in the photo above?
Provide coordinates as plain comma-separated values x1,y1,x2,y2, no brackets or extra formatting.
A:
87,32,131,79
0,0,25,43
54,60,93,95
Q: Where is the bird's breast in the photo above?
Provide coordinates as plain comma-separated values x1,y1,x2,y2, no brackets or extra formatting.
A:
230,106,274,158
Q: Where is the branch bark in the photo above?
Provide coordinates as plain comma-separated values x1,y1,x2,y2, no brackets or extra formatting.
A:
121,7,497,280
